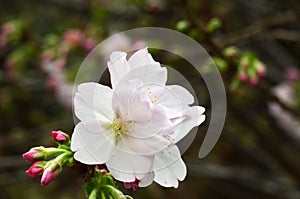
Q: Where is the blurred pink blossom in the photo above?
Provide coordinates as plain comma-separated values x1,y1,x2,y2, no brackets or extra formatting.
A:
0,23,15,47
46,77,58,90
102,32,146,61
63,29,84,47
83,38,97,52
285,67,299,81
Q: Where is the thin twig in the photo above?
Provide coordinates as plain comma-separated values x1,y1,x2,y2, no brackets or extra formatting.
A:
216,10,298,47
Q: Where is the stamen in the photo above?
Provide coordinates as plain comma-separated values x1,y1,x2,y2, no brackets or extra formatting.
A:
110,114,133,139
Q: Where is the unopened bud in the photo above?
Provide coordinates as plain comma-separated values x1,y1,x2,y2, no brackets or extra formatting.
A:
240,56,250,68
213,57,228,73
22,149,45,162
206,18,222,33
41,166,60,186
249,77,259,86
230,78,241,94
223,46,240,60
51,130,69,142
253,60,266,77
247,66,259,86
25,161,45,178
175,20,190,32
238,72,248,82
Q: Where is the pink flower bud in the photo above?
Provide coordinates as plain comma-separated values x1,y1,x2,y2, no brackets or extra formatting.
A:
51,131,67,141
257,67,266,77
22,150,39,162
83,38,96,52
95,165,107,174
25,162,44,178
249,77,259,86
254,62,266,77
238,72,247,82
124,179,140,191
100,169,107,174
41,167,58,186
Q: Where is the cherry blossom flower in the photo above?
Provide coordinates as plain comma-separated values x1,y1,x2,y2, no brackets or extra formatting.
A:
63,29,84,47
71,48,205,188
106,48,206,187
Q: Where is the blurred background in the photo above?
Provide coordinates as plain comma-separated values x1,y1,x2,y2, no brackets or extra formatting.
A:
0,0,300,198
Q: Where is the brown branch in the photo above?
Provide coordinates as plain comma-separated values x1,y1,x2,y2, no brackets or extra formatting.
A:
270,29,300,42
216,10,298,47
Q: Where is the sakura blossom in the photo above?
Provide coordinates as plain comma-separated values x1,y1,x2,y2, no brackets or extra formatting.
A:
71,48,205,188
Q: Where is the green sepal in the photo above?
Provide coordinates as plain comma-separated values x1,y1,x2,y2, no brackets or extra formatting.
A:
85,170,130,199
88,189,98,199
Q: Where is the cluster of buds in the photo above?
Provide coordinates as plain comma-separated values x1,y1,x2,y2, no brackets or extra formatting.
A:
62,29,97,53
3,44,35,82
85,166,133,199
23,131,73,186
235,53,266,86
215,46,267,93
40,29,97,103
0,19,26,47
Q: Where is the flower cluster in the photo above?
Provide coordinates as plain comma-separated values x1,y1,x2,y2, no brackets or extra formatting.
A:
40,29,98,109
23,131,73,186
71,48,206,189
214,46,267,93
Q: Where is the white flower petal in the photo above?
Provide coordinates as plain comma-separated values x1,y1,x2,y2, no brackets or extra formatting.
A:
122,64,167,87
154,167,179,188
71,122,115,164
171,106,206,143
128,47,160,69
130,109,169,138
107,51,130,88
74,148,99,165
127,134,171,156
106,141,154,182
153,145,186,188
139,172,154,187
113,79,152,123
74,82,114,122
158,85,194,112
126,110,173,155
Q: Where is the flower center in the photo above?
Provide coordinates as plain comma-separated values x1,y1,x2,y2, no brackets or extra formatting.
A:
147,87,158,104
110,113,133,138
